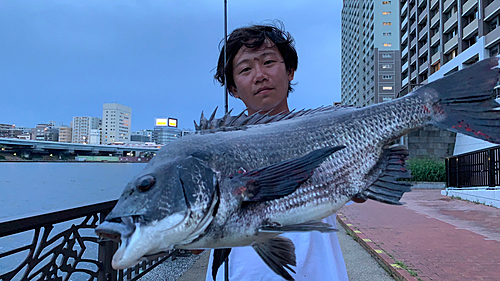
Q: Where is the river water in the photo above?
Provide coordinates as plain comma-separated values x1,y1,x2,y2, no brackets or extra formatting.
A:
0,162,147,280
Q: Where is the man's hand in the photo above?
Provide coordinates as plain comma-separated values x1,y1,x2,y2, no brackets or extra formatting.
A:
351,197,366,203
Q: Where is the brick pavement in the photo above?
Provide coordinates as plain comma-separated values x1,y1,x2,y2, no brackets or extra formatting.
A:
338,189,500,281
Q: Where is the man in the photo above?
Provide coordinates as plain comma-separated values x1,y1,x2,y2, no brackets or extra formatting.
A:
202,22,350,281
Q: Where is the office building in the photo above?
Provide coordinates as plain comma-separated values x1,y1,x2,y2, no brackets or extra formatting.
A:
131,130,153,143
72,117,101,144
153,127,181,145
399,0,500,156
102,103,132,145
341,0,401,107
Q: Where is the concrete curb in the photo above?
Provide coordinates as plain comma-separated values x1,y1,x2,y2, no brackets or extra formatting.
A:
336,213,418,281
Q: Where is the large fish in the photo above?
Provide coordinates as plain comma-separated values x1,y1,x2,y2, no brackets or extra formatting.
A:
96,57,500,280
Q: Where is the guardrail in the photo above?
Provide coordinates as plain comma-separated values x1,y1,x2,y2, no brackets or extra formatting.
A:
445,146,500,188
0,200,183,281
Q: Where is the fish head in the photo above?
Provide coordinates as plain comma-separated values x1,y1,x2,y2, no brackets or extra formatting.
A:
95,154,218,269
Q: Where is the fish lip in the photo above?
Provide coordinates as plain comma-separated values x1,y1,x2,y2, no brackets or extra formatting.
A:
95,216,138,242
254,86,273,95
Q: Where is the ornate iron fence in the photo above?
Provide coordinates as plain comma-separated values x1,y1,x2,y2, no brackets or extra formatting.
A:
445,146,500,188
0,200,180,281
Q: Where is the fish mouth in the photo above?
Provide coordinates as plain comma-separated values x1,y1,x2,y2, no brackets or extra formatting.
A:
95,212,188,269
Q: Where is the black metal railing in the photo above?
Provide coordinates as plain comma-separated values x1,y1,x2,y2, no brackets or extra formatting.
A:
446,146,500,188
0,200,178,281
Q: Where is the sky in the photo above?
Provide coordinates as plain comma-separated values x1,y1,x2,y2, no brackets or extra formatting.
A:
0,0,343,131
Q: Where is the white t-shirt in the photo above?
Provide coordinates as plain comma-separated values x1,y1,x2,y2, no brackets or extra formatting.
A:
205,214,348,281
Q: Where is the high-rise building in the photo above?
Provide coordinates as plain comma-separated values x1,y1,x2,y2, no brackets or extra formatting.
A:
58,125,72,143
131,129,153,143
32,123,59,142
399,0,500,156
341,0,401,107
72,117,101,144
102,103,132,144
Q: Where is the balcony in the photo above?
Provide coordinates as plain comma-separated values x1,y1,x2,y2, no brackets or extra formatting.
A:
443,12,457,33
431,13,439,28
419,44,428,58
431,52,440,65
443,0,456,12
401,1,408,16
419,26,428,40
402,61,409,72
431,0,439,9
485,26,500,48
485,0,500,21
419,61,429,74
402,16,408,28
418,9,428,24
402,76,409,87
402,45,409,58
462,0,477,16
431,33,440,46
411,21,417,32
402,31,409,44
418,0,426,7
463,18,478,39
411,53,417,64
411,69,418,80
444,35,458,53
411,37,417,48
411,4,417,16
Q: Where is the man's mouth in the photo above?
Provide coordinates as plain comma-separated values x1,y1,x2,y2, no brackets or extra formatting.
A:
255,87,273,95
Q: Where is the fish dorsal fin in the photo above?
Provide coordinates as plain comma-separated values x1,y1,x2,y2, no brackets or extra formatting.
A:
356,144,412,205
252,236,296,281
195,105,355,134
211,248,232,281
229,145,345,202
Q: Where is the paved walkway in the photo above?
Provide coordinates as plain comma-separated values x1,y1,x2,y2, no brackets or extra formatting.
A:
338,189,500,281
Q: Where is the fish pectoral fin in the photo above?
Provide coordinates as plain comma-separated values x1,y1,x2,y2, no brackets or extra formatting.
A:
252,236,297,281
361,144,412,205
259,220,338,233
211,248,231,281
234,145,345,202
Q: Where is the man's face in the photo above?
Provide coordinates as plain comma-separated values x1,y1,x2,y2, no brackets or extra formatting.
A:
230,40,295,115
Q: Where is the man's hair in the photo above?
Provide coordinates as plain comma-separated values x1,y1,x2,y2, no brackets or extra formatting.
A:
215,21,298,97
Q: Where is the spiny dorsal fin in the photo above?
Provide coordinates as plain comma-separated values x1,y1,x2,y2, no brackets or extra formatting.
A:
195,105,355,134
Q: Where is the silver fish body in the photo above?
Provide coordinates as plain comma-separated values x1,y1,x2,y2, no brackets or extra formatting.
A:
95,56,500,280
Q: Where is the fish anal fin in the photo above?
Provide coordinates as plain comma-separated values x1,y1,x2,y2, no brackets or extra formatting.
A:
211,248,231,281
231,145,345,202
252,236,296,281
359,144,412,205
259,220,338,233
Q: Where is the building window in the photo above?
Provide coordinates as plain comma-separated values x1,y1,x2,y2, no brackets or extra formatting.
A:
382,53,392,58
383,86,393,90
383,22,392,26
382,75,393,79
381,64,393,69
382,1,391,4
383,11,391,15
383,43,392,47
383,32,392,36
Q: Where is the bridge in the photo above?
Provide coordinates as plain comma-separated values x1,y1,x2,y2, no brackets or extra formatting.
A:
0,138,162,159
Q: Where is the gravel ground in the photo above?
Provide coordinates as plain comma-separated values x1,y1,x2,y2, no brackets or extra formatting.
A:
138,251,205,281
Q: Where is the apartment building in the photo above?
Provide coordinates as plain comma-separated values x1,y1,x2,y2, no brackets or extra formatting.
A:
341,0,402,107
399,0,500,155
399,0,500,94
58,125,72,143
102,103,132,145
72,117,101,144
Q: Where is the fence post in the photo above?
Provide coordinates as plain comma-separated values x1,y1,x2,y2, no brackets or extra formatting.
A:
98,210,118,281
456,157,460,188
489,148,496,187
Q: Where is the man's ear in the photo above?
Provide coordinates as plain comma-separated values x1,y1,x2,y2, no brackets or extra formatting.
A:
287,69,295,81
230,86,239,98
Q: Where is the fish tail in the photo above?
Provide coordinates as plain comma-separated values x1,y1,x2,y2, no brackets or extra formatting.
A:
416,56,500,144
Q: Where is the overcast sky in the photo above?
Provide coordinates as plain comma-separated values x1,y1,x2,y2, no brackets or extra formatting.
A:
0,0,342,131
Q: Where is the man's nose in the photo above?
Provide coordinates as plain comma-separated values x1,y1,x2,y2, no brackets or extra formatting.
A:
253,64,268,83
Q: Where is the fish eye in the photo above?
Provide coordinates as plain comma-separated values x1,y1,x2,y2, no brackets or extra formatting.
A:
136,175,156,192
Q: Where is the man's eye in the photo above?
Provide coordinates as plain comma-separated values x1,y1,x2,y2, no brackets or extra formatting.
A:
239,67,250,74
264,60,276,65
